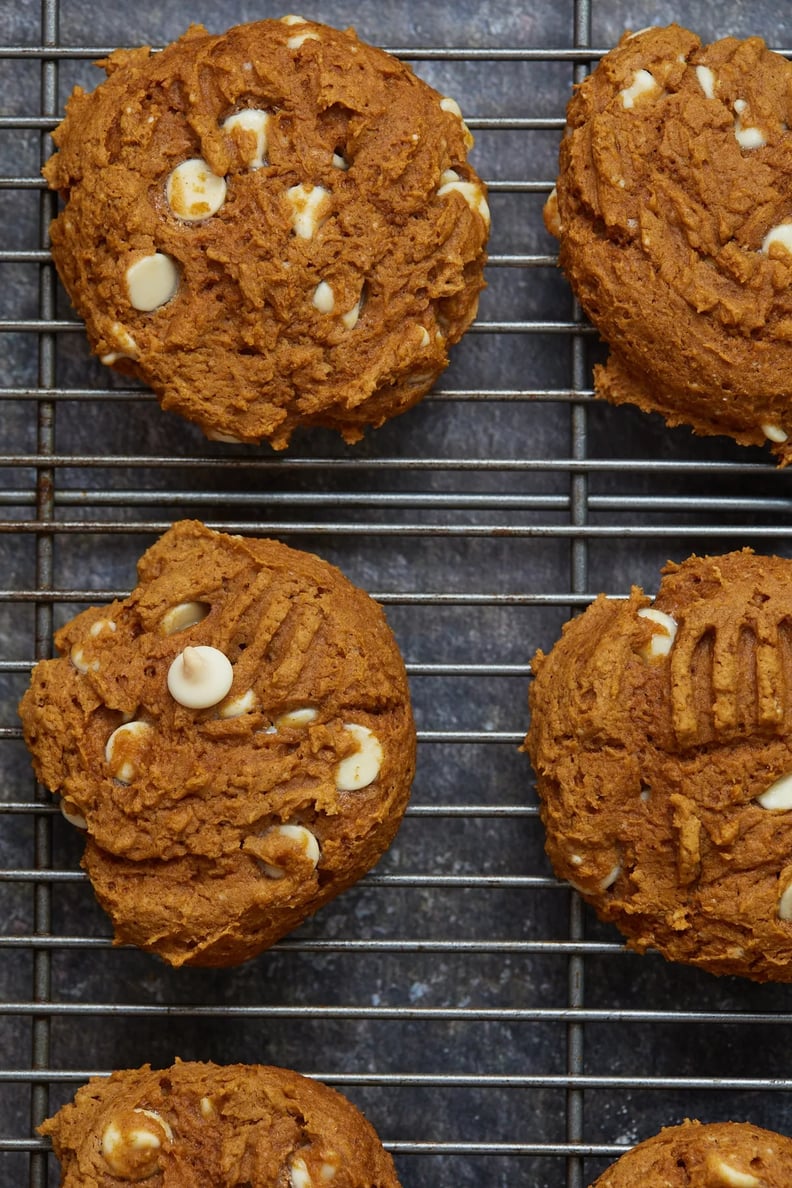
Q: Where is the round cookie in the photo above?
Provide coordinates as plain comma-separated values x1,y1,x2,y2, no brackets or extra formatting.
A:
524,549,792,982
546,24,792,463
39,1059,401,1186
19,520,415,967
591,1120,792,1187
43,16,489,448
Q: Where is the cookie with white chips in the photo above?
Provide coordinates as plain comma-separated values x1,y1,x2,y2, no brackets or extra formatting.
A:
591,1120,792,1187
39,1059,401,1186
524,549,792,982
43,16,489,448
19,520,415,967
546,24,792,463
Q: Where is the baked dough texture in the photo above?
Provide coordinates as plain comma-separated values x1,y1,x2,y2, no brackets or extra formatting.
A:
546,24,792,463
591,1120,792,1187
39,1059,400,1186
525,549,792,982
19,520,415,967
43,17,489,448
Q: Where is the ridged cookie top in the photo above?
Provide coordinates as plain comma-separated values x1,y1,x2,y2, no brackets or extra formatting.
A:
19,521,415,966
547,24,792,461
525,550,792,981
44,18,488,447
39,1060,401,1186
591,1120,792,1187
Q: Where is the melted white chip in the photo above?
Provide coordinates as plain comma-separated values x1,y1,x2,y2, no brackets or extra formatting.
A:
205,429,245,444
437,179,490,225
288,31,320,49
418,326,431,348
275,706,318,729
281,13,307,24
757,772,792,810
335,723,383,790
223,109,270,169
637,606,678,657
69,644,99,674
101,322,139,364
101,1109,171,1178
167,158,227,221
89,618,116,637
331,152,349,170
762,422,789,444
261,824,321,880
286,183,330,239
779,882,792,921
762,224,792,255
695,65,716,99
341,297,361,330
126,253,179,312
167,646,234,709
161,601,209,636
60,799,87,830
320,1163,338,1182
600,864,621,890
711,1160,762,1188
105,720,152,785
290,1157,313,1188
440,96,463,118
734,99,767,149
312,281,335,313
199,1096,216,1119
619,69,659,109
135,1110,173,1143
219,689,257,718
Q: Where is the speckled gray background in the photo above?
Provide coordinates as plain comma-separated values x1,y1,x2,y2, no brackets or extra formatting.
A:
2,2,792,1186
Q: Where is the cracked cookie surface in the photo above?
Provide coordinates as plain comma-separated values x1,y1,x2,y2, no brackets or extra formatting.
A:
19,520,415,967
525,549,792,981
43,17,489,448
40,1059,401,1186
547,24,792,463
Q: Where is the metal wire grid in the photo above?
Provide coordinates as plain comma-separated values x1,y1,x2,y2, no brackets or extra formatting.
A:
3,2,792,1186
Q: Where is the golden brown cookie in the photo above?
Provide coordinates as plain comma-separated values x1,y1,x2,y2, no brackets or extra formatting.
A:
591,1120,792,1187
19,520,415,967
39,1059,401,1186
546,24,792,463
43,16,489,448
524,549,792,982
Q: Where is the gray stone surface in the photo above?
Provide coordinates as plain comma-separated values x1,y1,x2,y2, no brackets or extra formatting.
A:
2,3,792,1187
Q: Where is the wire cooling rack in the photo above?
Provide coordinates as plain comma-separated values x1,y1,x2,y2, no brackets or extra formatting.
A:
4,1,792,1186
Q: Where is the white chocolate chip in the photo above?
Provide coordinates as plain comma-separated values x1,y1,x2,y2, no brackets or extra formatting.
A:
335,723,383,791
281,13,307,24
600,864,621,890
734,99,767,149
69,644,99,674
778,881,792,921
637,606,678,658
710,1159,762,1188
223,109,270,170
101,322,139,364
89,618,116,637
440,96,463,118
626,26,656,39
762,422,789,444
199,1096,216,1120
320,1162,339,1182
160,601,209,636
135,1111,173,1144
166,158,227,221
286,183,330,239
218,689,257,718
331,152,349,170
274,706,318,729
290,1157,313,1188
762,223,792,256
436,178,490,226
695,64,716,99
440,168,460,185
312,281,335,313
167,646,234,709
418,326,431,348
126,253,179,312
288,31,320,49
205,429,246,444
756,772,792,810
105,720,152,785
569,854,583,866
260,824,321,880
619,69,659,109
101,1108,171,1179
60,798,87,830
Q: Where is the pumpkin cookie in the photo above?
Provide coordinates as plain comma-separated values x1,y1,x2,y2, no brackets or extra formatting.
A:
43,16,489,447
40,1059,401,1186
591,1120,792,1187
19,520,415,967
525,549,792,981
547,24,792,462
